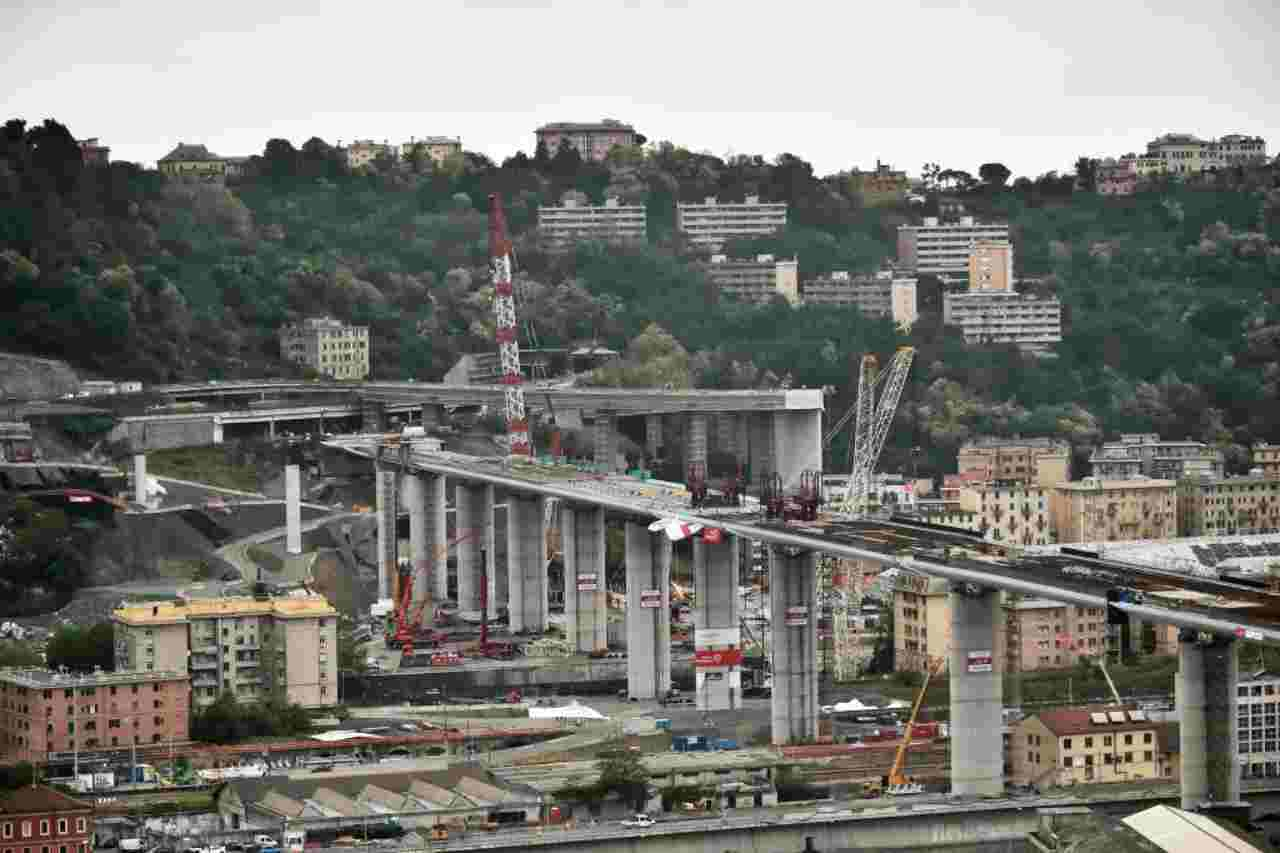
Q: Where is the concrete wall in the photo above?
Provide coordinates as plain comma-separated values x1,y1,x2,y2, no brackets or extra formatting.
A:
114,416,219,451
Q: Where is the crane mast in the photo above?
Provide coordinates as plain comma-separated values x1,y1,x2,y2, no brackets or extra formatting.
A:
488,194,530,457
841,347,915,516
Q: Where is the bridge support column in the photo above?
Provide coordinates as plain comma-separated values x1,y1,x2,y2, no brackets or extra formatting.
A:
644,415,662,463
594,412,618,473
133,453,147,506
421,473,448,604
375,461,399,602
770,546,817,745
455,483,495,614
688,414,708,471
402,473,428,604
285,464,302,555
625,522,671,700
1177,632,1240,809
693,531,741,711
771,410,823,494
421,404,445,431
268,420,276,440
507,494,548,634
561,506,606,653
949,587,1004,796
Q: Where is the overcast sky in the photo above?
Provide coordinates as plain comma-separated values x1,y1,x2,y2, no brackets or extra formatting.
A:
4,0,1277,178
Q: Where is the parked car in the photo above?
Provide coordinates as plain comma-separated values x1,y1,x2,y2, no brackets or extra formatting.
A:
622,814,656,828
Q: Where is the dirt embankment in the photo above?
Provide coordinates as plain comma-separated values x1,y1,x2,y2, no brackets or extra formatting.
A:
0,352,81,401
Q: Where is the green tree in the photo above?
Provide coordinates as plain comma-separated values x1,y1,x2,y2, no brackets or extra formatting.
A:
978,162,1012,187
46,623,114,672
262,138,299,180
1074,156,1100,192
597,744,649,812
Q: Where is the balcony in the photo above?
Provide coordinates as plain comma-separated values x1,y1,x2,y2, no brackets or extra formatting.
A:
191,655,219,670
192,677,219,690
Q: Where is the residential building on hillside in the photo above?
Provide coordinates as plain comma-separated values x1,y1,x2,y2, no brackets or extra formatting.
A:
0,786,94,853
801,269,918,329
943,291,1063,353
1119,133,1268,177
968,241,1014,292
77,137,110,165
892,574,953,673
158,143,227,180
1009,706,1177,788
966,483,1055,546
1005,599,1109,673
847,161,909,205
400,136,462,165
537,197,646,247
677,196,788,249
1238,670,1280,779
704,254,798,305
1051,478,1177,544
114,594,339,708
278,317,370,380
534,120,638,162
956,437,1071,489
1096,159,1138,195
1177,474,1280,537
1253,442,1280,478
0,669,190,763
345,140,397,170
1091,433,1223,481
896,216,1010,282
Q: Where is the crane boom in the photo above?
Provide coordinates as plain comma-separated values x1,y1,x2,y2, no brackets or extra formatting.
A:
488,194,530,457
888,654,945,787
841,347,914,516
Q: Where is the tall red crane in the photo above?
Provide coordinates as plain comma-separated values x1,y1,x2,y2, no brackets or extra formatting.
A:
488,194,530,457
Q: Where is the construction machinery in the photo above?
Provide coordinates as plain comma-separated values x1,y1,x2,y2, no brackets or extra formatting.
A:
476,555,516,660
841,348,915,517
488,194,530,457
878,654,945,796
762,470,823,522
687,462,745,510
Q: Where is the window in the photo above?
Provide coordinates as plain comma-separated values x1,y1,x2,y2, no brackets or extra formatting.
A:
1143,732,1152,744
1084,737,1093,748
55,822,66,836
1144,751,1153,761
39,822,48,837
1124,734,1133,745
1125,752,1134,763
4,823,12,839
1104,736,1113,746
21,823,30,838
1063,738,1072,750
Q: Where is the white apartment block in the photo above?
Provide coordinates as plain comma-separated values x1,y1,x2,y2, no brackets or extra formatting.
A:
344,140,397,170
537,197,646,247
678,195,787,249
897,216,1010,282
1120,132,1268,177
943,292,1062,353
279,316,370,380
1238,671,1280,779
802,269,918,329
400,136,462,165
705,254,798,305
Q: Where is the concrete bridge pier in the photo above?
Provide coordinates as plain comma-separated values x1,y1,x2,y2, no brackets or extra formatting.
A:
561,505,607,653
693,531,741,711
769,545,818,745
688,414,708,471
949,586,1005,796
625,521,671,699
420,403,446,431
749,414,776,492
132,453,147,505
374,460,399,602
506,494,549,633
1177,631,1240,809
420,473,448,604
644,415,662,463
455,483,495,613
594,411,618,472
285,463,302,555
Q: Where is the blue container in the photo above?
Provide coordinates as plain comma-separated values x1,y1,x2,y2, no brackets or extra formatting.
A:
655,718,672,730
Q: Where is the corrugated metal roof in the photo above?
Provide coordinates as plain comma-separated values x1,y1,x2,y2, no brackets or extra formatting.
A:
1122,804,1262,852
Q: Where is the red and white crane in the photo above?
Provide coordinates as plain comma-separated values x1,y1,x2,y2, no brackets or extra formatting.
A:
488,194,530,457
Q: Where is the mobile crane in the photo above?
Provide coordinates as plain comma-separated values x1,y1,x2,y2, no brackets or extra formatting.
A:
869,654,945,797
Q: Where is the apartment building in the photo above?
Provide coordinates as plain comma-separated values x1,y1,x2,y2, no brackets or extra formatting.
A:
678,196,788,249
400,136,462,165
1091,433,1223,481
896,216,1011,282
801,269,918,329
113,594,339,708
77,138,110,165
1009,707,1175,788
534,120,638,162
922,481,1054,546
0,669,190,763
1005,600,1108,673
1253,442,1280,478
704,254,799,305
345,140,398,170
956,437,1071,489
1120,133,1268,177
892,574,953,673
158,143,227,180
847,161,909,206
1238,670,1280,779
1051,478,1177,544
0,786,94,853
1176,474,1280,537
943,291,1063,353
1095,159,1138,195
278,316,370,380
968,241,1014,292
537,197,646,247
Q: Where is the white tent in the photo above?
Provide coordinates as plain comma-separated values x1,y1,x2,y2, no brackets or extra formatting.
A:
831,699,870,713
528,702,609,721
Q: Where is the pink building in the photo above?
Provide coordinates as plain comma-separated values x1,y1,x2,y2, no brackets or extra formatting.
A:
0,669,190,764
534,120,638,161
77,138,110,165
1096,159,1138,195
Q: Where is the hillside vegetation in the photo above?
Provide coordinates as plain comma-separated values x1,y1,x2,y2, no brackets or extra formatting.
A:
3,118,1280,477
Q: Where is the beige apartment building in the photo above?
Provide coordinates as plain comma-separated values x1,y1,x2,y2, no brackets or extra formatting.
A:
1010,707,1175,788
400,136,462,166
943,291,1063,353
345,140,397,170
678,196,788,249
968,241,1014,292
158,143,227,180
1091,433,1222,481
1177,474,1280,537
892,575,953,673
1051,478,1177,544
896,216,1010,283
1005,599,1108,673
801,269,918,329
114,594,339,708
923,482,1054,547
846,161,909,206
1253,442,1280,478
278,316,370,380
537,197,646,247
705,254,799,305
956,438,1070,489
534,120,638,161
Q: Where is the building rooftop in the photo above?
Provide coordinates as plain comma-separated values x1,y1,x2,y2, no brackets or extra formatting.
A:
960,436,1068,451
536,120,635,132
0,668,188,689
114,593,336,626
1031,705,1157,737
159,143,221,162
0,785,92,816
1056,478,1175,491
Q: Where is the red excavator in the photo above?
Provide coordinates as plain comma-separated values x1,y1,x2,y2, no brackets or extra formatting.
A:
386,562,446,658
